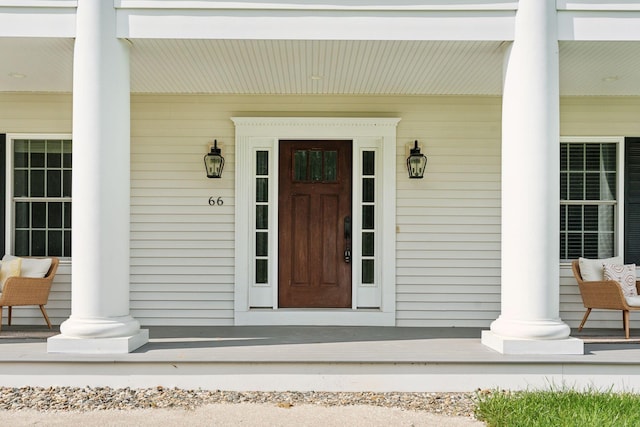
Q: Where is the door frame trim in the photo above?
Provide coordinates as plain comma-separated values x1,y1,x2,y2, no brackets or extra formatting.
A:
232,117,400,326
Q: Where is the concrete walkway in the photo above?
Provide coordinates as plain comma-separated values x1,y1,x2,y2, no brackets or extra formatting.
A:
0,404,484,426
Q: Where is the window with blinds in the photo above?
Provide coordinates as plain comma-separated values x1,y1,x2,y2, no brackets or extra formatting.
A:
560,141,617,261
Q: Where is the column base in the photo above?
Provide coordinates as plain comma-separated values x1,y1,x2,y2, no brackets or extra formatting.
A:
47,329,149,354
481,330,584,355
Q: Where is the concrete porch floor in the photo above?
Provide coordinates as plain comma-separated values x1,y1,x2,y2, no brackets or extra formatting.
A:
1,326,640,392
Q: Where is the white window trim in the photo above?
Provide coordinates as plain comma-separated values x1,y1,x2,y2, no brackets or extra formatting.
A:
4,133,72,259
232,117,399,326
559,136,624,265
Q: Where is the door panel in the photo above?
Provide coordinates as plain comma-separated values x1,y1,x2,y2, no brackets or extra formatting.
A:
292,194,310,286
279,140,352,308
320,194,339,285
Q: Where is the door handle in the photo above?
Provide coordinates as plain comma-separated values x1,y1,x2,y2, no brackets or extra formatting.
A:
344,216,351,263
344,216,351,240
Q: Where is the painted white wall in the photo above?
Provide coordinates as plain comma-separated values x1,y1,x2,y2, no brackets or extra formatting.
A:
130,94,503,326
3,93,640,329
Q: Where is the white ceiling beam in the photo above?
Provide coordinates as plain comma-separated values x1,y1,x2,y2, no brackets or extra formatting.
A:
117,10,515,41
557,1,640,11
115,0,518,11
0,7,76,37
558,11,640,41
0,1,76,6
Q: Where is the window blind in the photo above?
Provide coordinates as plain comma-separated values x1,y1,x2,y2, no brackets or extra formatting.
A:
560,142,617,261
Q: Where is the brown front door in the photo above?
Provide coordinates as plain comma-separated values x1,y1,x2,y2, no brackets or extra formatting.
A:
279,140,352,308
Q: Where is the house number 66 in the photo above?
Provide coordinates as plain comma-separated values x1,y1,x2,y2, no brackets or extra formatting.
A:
208,197,224,206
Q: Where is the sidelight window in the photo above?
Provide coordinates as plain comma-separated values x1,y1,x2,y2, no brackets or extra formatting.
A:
361,150,376,284
255,150,270,284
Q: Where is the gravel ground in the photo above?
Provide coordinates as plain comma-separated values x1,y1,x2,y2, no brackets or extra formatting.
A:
0,387,484,426
0,387,479,416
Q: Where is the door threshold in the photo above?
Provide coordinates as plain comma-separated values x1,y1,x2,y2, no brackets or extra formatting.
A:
250,308,380,311
235,309,395,326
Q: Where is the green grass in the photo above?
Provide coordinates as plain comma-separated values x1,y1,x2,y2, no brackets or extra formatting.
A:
475,388,640,427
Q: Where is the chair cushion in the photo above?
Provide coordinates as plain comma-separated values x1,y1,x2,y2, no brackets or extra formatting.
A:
579,256,623,281
1,255,51,278
604,263,638,297
626,295,640,307
0,258,22,291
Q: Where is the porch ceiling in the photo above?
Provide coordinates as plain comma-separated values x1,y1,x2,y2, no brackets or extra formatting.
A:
1,38,640,96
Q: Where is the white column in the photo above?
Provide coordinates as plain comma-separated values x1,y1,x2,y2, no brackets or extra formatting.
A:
481,0,582,354
48,0,148,354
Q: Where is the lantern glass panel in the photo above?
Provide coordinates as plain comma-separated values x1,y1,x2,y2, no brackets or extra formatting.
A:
408,154,427,178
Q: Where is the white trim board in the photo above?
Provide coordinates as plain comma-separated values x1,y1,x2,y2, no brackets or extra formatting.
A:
116,10,515,41
232,117,399,326
0,5,76,38
115,1,518,11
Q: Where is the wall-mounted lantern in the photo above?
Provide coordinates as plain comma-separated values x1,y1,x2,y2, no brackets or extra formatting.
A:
204,140,225,178
407,140,427,179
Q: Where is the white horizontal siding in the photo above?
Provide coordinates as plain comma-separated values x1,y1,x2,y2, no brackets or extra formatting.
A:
126,94,506,327
395,97,502,327
130,95,235,326
6,93,640,330
0,93,72,132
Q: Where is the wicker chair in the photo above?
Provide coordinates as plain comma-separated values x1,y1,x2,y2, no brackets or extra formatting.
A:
572,260,640,339
0,257,59,331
